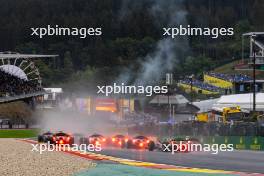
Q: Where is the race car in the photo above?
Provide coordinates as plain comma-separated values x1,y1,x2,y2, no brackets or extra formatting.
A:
80,134,107,146
38,131,53,143
51,132,74,145
161,137,190,153
127,135,155,151
110,134,128,148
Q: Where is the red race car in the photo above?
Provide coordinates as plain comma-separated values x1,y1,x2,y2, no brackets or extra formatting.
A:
110,134,129,148
51,132,74,145
127,135,155,151
80,134,107,146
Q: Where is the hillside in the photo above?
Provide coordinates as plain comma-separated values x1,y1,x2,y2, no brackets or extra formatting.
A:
0,0,263,87
214,61,264,79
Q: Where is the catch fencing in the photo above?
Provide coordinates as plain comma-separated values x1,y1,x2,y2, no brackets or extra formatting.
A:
128,121,264,150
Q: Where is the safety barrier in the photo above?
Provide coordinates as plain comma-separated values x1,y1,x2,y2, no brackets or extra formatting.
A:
158,135,264,151
197,136,264,151
127,120,264,151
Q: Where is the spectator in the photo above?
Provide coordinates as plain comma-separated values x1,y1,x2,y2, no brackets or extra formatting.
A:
0,69,42,97
208,72,251,83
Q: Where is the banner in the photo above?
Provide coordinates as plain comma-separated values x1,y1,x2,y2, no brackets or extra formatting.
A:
204,74,233,89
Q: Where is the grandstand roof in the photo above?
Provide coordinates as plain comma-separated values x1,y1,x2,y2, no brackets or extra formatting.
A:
0,54,58,59
242,32,264,36
213,93,264,111
0,65,28,80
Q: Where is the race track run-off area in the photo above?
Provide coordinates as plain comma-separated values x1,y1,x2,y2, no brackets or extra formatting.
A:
20,139,264,176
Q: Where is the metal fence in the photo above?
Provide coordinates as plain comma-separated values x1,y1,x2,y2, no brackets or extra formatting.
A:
128,121,264,137
0,91,45,103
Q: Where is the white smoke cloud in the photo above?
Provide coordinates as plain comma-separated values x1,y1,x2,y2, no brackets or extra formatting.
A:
117,0,189,85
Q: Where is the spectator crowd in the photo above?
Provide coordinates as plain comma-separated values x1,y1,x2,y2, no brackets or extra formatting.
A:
208,72,252,83
180,79,220,92
0,69,42,97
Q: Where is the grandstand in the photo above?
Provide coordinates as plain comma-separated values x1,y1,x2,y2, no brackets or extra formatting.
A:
178,79,221,95
204,72,252,88
178,72,264,96
0,70,41,97
204,72,264,94
0,52,57,104
208,72,251,83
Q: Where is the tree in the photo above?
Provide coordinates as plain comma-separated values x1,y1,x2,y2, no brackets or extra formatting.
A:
63,51,74,76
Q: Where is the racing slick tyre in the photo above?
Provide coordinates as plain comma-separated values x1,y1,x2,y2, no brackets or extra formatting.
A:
126,140,133,149
69,138,75,146
148,141,155,151
38,136,43,143
121,141,126,148
49,139,55,144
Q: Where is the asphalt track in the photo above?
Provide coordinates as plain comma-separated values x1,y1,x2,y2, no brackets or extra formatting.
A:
97,148,264,174
26,139,264,175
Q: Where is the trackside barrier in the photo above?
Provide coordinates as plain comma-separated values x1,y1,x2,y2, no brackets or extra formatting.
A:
194,136,264,151
160,136,264,151
128,122,264,151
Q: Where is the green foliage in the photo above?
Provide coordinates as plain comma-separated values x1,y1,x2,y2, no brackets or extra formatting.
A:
62,51,74,78
0,0,263,88
182,56,216,76
0,101,33,123
0,129,39,138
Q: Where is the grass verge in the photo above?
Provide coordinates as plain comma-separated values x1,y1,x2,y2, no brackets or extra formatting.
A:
0,129,39,138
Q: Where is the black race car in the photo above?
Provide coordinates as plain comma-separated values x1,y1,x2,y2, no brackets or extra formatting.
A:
38,131,53,143
127,135,155,151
